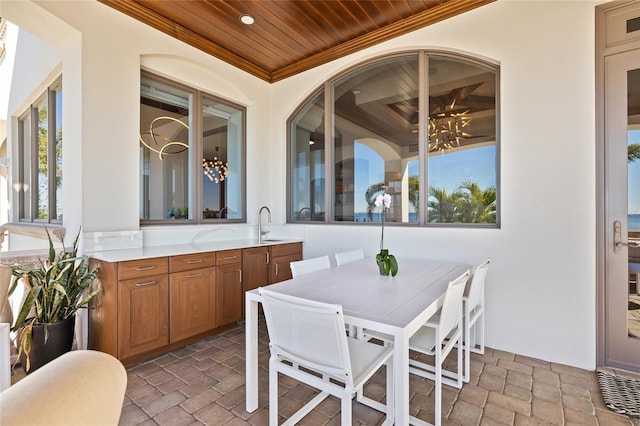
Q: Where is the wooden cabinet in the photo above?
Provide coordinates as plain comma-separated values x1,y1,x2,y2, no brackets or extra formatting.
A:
118,271,169,359
242,246,270,293
169,266,216,343
88,241,301,365
269,242,302,284
216,249,243,327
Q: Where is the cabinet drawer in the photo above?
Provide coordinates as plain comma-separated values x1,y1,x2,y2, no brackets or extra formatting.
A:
170,252,215,273
270,242,302,258
216,249,242,266
118,257,168,280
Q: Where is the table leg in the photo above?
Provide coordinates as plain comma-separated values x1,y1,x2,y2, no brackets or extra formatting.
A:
394,331,410,425
245,296,259,412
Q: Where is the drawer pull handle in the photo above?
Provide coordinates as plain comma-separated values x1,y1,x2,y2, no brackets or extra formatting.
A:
135,280,157,287
186,260,203,264
238,270,242,283
187,273,203,278
223,256,238,260
275,264,279,276
134,266,156,271
266,252,270,264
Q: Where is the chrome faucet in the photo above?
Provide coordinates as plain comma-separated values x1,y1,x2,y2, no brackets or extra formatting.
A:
258,206,271,244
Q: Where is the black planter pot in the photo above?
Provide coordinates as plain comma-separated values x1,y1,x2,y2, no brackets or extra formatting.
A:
20,315,75,374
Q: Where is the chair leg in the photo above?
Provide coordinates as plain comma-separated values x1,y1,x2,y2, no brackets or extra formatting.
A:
469,313,485,355
386,358,394,422
269,362,279,426
457,331,463,389
478,312,485,354
435,342,442,426
341,393,352,425
464,306,471,383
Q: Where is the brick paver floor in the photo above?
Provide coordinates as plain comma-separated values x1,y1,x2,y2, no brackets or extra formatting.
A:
117,320,640,425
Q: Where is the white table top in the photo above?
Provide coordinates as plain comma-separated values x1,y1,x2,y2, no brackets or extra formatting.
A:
249,257,470,329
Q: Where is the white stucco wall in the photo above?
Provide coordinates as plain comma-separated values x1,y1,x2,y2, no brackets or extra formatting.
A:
0,0,597,369
271,0,597,369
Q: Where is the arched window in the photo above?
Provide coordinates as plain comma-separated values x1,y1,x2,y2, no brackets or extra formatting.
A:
287,51,499,226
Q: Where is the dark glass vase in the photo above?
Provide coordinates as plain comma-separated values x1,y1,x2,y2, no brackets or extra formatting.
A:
20,315,75,374
376,249,399,277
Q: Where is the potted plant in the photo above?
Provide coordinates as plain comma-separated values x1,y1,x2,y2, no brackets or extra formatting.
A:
8,229,100,373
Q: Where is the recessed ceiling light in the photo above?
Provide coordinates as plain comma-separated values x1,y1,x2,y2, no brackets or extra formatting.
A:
240,14,255,25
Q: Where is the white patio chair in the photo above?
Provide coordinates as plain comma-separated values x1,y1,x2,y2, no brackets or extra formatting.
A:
259,288,394,426
334,249,364,266
290,255,331,278
408,270,469,426
334,249,365,337
462,258,490,382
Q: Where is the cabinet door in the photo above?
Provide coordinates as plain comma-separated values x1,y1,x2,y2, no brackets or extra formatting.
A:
170,267,216,343
270,253,302,283
118,274,169,359
216,262,243,326
242,246,269,292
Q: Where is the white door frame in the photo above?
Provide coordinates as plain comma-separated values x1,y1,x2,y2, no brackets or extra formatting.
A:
596,0,640,370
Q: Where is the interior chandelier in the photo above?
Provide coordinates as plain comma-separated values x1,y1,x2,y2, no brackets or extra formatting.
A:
140,116,228,183
139,116,189,159
203,157,228,183
428,100,472,153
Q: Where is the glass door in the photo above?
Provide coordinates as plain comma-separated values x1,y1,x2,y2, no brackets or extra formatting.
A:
605,49,640,371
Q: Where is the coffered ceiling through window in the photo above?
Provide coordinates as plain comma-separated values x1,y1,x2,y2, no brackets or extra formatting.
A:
98,0,494,83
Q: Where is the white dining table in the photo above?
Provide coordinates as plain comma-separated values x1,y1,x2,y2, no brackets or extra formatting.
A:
245,257,471,425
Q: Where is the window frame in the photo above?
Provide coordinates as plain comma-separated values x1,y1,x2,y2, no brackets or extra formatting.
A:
286,50,500,228
139,71,247,225
17,77,62,224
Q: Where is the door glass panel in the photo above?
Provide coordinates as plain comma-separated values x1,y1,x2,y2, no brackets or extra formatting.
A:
627,68,640,338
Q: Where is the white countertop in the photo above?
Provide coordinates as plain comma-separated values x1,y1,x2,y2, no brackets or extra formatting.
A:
88,238,303,263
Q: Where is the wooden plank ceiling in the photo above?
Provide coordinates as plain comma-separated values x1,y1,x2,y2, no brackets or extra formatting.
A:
98,0,494,83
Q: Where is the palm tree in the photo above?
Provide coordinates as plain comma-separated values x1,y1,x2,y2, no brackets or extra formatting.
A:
428,187,462,223
629,144,640,163
365,183,386,221
428,182,496,223
453,181,497,223
408,175,419,217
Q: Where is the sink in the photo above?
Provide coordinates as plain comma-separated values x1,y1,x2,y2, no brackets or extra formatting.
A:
260,239,285,244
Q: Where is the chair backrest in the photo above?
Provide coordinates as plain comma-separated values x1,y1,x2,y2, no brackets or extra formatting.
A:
290,255,331,278
467,258,490,311
439,271,470,337
259,288,354,386
334,249,365,266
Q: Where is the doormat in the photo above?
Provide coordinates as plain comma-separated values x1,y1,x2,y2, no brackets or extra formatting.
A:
597,369,640,417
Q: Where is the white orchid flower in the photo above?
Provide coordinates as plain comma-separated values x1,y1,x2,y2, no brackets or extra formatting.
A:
375,193,391,209
382,193,391,208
